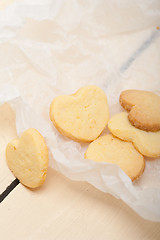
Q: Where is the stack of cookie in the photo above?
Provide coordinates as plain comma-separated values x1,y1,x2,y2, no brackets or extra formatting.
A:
108,90,160,180
5,86,160,188
49,86,160,182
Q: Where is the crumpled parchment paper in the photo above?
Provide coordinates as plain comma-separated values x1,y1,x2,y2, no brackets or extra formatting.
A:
0,0,160,221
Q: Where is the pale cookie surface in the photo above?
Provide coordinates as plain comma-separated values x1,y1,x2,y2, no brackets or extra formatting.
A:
108,112,160,157
50,85,109,142
6,128,48,188
119,90,160,131
85,134,144,181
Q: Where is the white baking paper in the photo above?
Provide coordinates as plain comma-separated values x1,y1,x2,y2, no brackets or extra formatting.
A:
0,0,160,222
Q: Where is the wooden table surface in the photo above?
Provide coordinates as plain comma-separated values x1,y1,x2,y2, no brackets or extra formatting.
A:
0,1,160,239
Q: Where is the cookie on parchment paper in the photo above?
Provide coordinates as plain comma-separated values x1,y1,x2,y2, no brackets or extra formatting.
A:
85,134,145,181
119,89,160,132
108,112,160,158
50,85,109,142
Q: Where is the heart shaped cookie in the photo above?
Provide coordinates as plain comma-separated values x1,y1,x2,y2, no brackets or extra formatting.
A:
85,134,144,181
119,90,160,131
50,85,109,141
108,112,160,157
6,128,48,188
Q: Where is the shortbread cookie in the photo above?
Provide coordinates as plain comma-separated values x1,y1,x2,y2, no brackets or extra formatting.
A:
50,85,109,142
119,90,160,131
6,128,48,188
108,112,160,157
85,134,144,181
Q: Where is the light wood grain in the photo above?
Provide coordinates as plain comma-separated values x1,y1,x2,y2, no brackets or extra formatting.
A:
0,168,160,240
0,103,17,193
